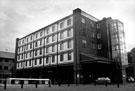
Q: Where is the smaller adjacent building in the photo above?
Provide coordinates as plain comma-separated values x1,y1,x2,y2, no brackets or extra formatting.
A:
0,51,15,83
127,47,135,77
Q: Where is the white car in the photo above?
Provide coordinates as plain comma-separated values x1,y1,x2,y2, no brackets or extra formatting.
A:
95,77,111,84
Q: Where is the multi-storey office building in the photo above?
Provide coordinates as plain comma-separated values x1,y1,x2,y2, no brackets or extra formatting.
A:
0,51,15,83
97,17,128,83
15,8,128,84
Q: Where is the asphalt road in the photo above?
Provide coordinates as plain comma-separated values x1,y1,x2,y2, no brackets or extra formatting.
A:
0,83,135,91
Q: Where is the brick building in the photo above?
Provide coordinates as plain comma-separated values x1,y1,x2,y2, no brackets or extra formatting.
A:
0,51,15,83
15,8,128,84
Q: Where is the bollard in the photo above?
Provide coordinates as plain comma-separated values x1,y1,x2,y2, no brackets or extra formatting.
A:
35,81,38,88
117,82,119,88
48,80,51,87
67,81,70,87
4,80,7,90
58,81,61,87
105,81,107,87
21,80,24,89
94,81,96,86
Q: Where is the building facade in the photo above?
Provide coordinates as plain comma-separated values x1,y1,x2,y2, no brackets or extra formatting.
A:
15,8,128,84
0,51,15,83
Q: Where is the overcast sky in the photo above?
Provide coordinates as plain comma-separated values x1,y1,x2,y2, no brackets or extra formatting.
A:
0,0,135,52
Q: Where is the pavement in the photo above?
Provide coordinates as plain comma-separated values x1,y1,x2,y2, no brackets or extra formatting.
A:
0,83,135,91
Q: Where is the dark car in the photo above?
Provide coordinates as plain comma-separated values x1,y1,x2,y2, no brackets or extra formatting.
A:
95,77,111,84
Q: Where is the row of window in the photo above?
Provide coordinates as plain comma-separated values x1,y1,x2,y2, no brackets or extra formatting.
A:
18,17,72,46
0,59,13,63
17,40,73,61
0,66,8,70
18,29,73,53
17,52,73,69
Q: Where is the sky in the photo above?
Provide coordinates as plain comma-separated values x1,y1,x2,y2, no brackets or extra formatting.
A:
0,0,135,52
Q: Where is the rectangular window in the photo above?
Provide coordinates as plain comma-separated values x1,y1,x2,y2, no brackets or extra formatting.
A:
40,31,42,36
92,32,95,38
40,39,42,45
68,40,71,48
35,59,37,65
39,58,42,64
67,19,71,26
25,61,27,66
67,29,71,37
35,41,38,47
60,54,63,62
46,57,49,63
46,37,49,43
30,36,33,40
29,52,31,57
29,60,31,66
40,49,42,55
52,26,55,32
30,43,32,49
21,54,23,59
60,43,64,50
26,53,27,58
27,37,29,42
52,45,55,52
52,35,55,42
98,44,102,49
35,50,37,56
52,55,55,63
60,32,64,39
60,22,64,29
68,52,72,60
47,28,50,34
4,66,8,70
46,47,49,53
5,60,9,62
36,33,38,38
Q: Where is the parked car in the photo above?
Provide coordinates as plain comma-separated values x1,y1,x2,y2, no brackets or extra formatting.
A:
95,77,111,84
127,76,134,83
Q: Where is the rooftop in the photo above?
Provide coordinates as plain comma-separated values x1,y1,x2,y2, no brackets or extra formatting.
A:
0,51,15,59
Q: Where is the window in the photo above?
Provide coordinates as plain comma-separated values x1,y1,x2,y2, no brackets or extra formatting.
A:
36,33,38,38
40,31,42,36
52,26,55,32
26,45,28,50
35,41,38,47
67,29,71,37
52,45,55,52
68,52,72,60
46,57,49,63
60,22,64,29
67,19,71,26
60,43,64,50
26,53,27,58
22,39,24,44
60,32,64,39
90,22,94,27
29,60,31,66
35,50,37,56
40,49,42,55
0,66,2,70
27,37,29,42
39,58,42,64
30,43,32,49
98,44,102,49
52,55,55,63
60,54,63,62
82,40,87,47
5,60,9,62
21,54,23,59
35,59,37,65
25,61,27,66
40,39,42,45
97,33,101,39
46,28,49,34
46,47,49,53
46,37,49,43
22,46,23,51
30,36,33,40
91,43,96,49
81,18,85,23
52,35,55,42
30,52,32,57
67,40,71,48
82,28,86,35
4,66,8,70
97,23,100,28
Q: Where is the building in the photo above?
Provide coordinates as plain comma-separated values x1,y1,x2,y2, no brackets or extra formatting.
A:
15,8,128,84
0,51,15,83
127,47,135,77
